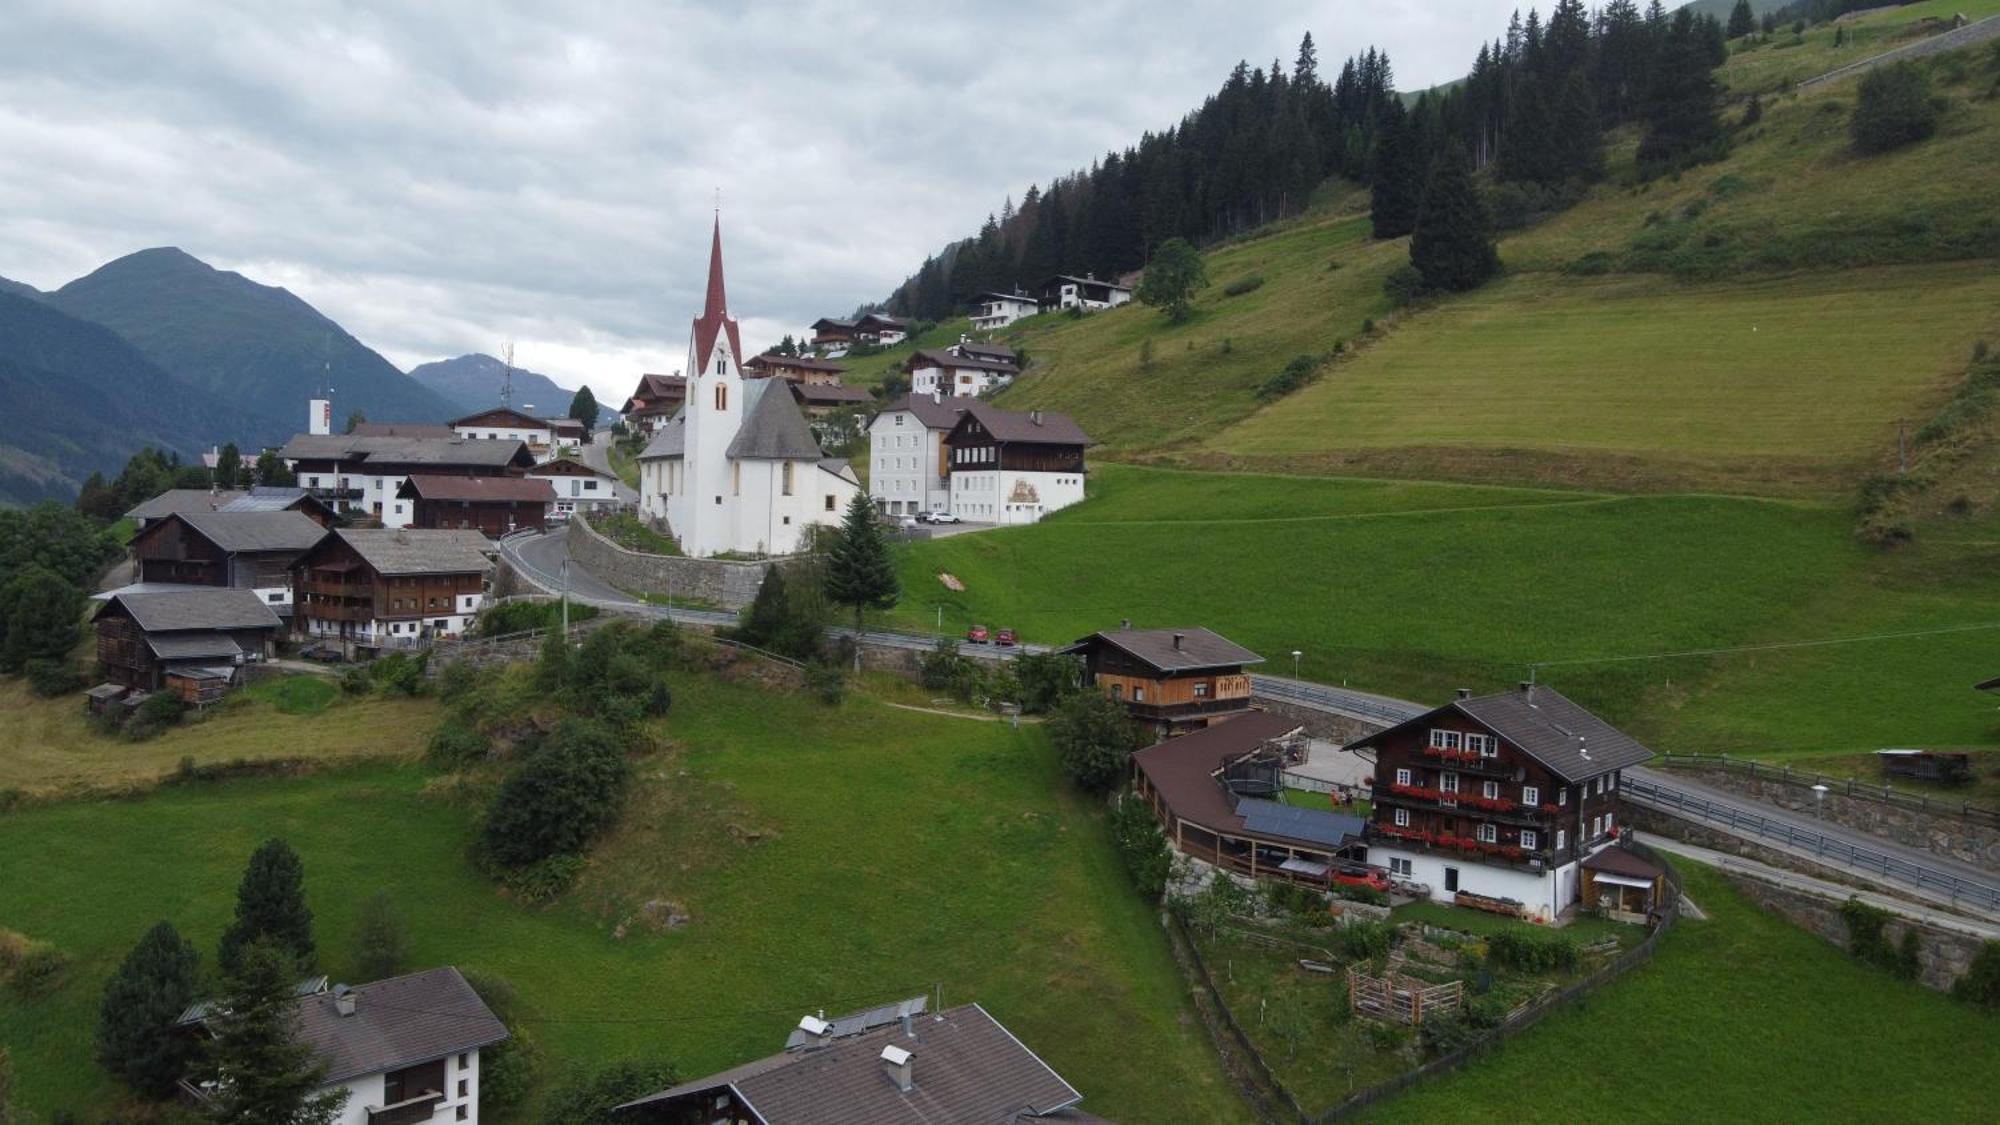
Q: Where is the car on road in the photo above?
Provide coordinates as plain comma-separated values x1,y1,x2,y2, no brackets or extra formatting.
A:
966,624,989,644
897,516,919,531
914,511,938,524
930,511,962,524
995,627,1017,647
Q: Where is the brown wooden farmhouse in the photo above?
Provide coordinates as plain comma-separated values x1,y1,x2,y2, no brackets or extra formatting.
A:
1346,683,1655,922
290,528,494,655
128,510,327,612
1059,625,1262,734
395,474,555,536
93,587,283,695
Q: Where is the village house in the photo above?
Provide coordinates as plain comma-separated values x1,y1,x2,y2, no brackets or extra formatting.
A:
635,219,861,558
867,393,968,517
290,527,494,653
809,312,909,357
942,402,1089,524
528,456,621,518
125,487,334,531
395,474,556,537
1039,274,1132,312
743,351,848,385
128,509,329,612
969,290,1042,331
449,407,584,463
1060,624,1262,733
92,587,283,695
281,434,535,529
1133,711,1369,887
1346,683,1655,923
905,347,1019,399
808,317,860,356
786,380,875,418
855,311,910,346
614,998,1101,1124
622,373,688,437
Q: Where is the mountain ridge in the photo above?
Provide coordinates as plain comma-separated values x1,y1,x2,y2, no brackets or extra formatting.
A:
409,353,578,417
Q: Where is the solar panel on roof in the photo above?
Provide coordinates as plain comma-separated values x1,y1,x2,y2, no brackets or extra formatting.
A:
1234,798,1365,849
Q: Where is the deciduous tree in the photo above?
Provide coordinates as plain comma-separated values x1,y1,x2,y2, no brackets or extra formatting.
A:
1134,238,1207,323
1048,689,1143,793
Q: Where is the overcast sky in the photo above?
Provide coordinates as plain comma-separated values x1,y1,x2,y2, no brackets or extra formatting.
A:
0,1,1522,403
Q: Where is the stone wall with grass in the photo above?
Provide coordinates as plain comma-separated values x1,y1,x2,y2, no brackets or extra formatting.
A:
1721,871,1983,992
568,512,781,609
1664,765,2000,869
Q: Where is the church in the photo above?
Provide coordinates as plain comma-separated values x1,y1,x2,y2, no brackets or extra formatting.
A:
637,219,860,558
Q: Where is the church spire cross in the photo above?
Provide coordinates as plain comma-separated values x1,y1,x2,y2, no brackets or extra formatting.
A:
702,213,728,321
691,212,742,372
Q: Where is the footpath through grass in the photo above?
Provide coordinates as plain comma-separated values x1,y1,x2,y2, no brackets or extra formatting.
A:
1357,863,2000,1123
0,676,1246,1123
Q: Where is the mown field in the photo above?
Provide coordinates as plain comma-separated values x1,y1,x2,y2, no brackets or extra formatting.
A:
0,674,1246,1123
1357,863,2000,1123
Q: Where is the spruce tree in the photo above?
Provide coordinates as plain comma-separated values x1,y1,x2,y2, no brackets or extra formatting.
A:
735,565,792,653
1410,141,1500,293
1369,100,1422,239
215,443,242,490
1637,10,1724,173
823,491,899,668
204,941,345,1125
255,449,295,487
218,839,315,977
1727,0,1755,39
1497,73,1557,184
1553,71,1605,182
97,921,202,1098
567,385,600,431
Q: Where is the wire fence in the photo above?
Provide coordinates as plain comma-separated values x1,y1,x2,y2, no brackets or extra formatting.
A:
1653,753,1999,829
1624,778,2000,914
1169,841,1684,1124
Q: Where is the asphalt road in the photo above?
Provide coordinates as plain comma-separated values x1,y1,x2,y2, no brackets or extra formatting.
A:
580,431,640,506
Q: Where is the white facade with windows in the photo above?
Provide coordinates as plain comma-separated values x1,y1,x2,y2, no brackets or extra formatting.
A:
945,465,1086,526
867,405,953,516
969,292,1042,331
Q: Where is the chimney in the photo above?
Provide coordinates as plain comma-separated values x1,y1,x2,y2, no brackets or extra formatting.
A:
332,985,356,1017
1518,680,1534,700
1120,618,1132,630
1172,632,1186,651
1030,409,1043,426
881,1044,913,1093
797,1012,831,1041
1456,687,1471,700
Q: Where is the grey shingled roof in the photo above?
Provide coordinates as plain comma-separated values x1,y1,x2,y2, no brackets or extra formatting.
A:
98,587,284,633
620,1003,1085,1124
907,348,1018,375
173,510,328,553
218,486,317,513
277,434,530,468
293,967,508,1085
818,458,859,485
637,409,686,460
726,378,824,461
396,475,557,503
1452,685,1653,782
1060,626,1263,673
146,634,245,661
872,393,973,431
125,489,247,522
336,528,494,576
957,402,1091,447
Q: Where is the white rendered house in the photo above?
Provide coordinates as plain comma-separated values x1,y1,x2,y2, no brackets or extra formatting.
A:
867,393,969,516
906,348,1019,399
969,291,1042,331
638,220,859,557
296,968,506,1125
941,402,1090,525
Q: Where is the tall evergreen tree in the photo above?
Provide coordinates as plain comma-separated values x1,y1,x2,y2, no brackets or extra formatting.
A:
1370,100,1423,238
218,839,315,977
1552,70,1605,182
1637,10,1725,172
254,449,295,487
1497,72,1557,184
1727,0,1756,38
1410,141,1500,292
97,921,202,1098
822,492,899,669
214,442,242,490
204,941,345,1125
567,385,599,430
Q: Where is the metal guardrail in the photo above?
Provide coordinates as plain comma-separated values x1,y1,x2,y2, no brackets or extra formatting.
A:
1249,675,1426,725
1625,777,2000,914
1654,753,1998,829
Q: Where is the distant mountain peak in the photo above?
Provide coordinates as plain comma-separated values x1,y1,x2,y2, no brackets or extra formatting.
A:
409,352,578,417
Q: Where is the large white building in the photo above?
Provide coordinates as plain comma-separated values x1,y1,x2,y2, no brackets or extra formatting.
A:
637,220,860,557
868,395,1091,525
906,344,1020,399
969,290,1042,331
867,393,970,517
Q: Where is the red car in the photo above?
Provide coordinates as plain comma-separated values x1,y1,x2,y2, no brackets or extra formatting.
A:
1331,864,1391,893
966,624,989,644
995,627,1018,647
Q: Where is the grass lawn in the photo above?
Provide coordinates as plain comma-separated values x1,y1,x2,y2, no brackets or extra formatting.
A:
0,675,435,797
1718,0,2000,96
1357,862,2000,1123
1389,900,1636,949
586,510,680,555
0,676,1247,1123
1208,264,2000,495
606,441,640,490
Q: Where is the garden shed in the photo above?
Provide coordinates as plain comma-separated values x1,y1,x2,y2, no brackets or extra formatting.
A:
1580,844,1667,924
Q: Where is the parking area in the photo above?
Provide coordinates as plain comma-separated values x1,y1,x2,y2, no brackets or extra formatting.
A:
894,519,995,542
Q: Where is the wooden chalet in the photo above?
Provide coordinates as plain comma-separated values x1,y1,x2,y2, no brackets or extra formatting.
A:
449,406,577,461
93,587,283,693
744,352,848,385
809,317,860,350
129,510,328,611
852,311,908,344
395,474,555,536
904,347,1019,398
1059,624,1260,732
623,373,687,435
1132,712,1368,889
787,380,874,418
1346,683,1655,921
279,433,534,526
124,489,246,530
291,528,495,653
1580,844,1669,924
1038,274,1132,311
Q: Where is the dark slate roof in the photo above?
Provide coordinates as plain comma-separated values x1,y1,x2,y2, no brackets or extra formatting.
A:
277,434,531,468
954,341,1019,363
1059,626,1262,673
619,1003,1086,1124
957,402,1090,447
146,634,244,660
1582,843,1666,880
790,382,874,407
336,528,495,575
97,587,284,633
1133,713,1321,849
907,348,1018,375
727,378,825,461
347,422,457,438
529,457,616,480
397,475,557,503
174,510,327,553
1349,685,1653,783
218,486,322,513
748,352,848,374
450,407,554,430
637,409,685,460
125,489,247,521
873,393,973,431
973,291,1040,304
819,458,860,485
1041,274,1131,293
293,967,508,1085
1236,798,1367,850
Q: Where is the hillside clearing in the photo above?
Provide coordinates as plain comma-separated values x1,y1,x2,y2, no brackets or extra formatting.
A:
1205,263,2000,495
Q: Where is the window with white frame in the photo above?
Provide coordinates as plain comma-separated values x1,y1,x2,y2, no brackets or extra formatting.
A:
1605,812,1615,834
1389,857,1412,876
1394,767,1412,787
1592,815,1603,838
1609,771,1618,790
1476,823,1497,844
1440,772,1460,794
1521,829,1539,850
1482,780,1499,800
1558,787,1569,806
1466,732,1497,757
1393,808,1410,827
1556,829,1567,852
1428,729,1462,751
1523,785,1540,806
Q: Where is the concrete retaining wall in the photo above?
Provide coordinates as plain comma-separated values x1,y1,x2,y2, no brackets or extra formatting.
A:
567,513,782,609
1721,872,1984,992
1665,766,2000,869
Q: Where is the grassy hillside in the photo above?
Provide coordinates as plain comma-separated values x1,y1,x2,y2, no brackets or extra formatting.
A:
833,317,975,393
0,676,1245,1123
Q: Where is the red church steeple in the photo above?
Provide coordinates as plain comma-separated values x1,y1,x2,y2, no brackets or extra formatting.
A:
691,214,743,372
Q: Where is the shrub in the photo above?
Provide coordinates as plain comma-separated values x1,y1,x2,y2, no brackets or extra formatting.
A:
1047,690,1143,793
1258,355,1323,401
1221,275,1265,297
1362,317,1376,333
542,1058,680,1125
1363,1020,1408,1052
435,659,484,704
477,599,600,637
804,660,845,705
1953,941,2000,1009
1852,62,1940,154
919,639,980,697
1420,1011,1480,1056
370,651,428,697
24,658,82,697
7,944,70,999
1109,790,1171,899
123,692,185,741
462,972,540,1111
1381,264,1426,308
350,892,410,981
1333,882,1391,907
479,719,632,871
1011,650,1080,714
426,719,492,768
1333,921,1395,960
339,667,371,695
503,853,589,905
1486,928,1579,973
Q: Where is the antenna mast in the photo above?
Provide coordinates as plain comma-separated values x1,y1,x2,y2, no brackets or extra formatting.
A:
500,342,516,409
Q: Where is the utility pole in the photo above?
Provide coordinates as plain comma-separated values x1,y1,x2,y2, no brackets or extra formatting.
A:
500,342,516,409
559,557,570,640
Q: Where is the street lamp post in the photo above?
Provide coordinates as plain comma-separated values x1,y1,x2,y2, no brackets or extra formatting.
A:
1811,783,1829,819
1291,650,1302,680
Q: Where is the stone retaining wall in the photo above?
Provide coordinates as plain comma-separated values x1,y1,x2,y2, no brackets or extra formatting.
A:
567,513,783,609
1721,872,1984,992
1622,804,1888,894
1252,697,1385,743
1666,766,2000,869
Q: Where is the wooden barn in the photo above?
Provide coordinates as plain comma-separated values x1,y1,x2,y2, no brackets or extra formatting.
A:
93,587,284,692
395,475,555,537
